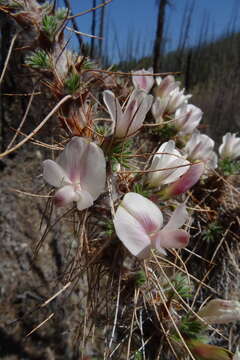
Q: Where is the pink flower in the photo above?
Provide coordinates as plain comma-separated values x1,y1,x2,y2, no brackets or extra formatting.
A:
183,131,217,169
154,75,180,98
43,137,106,210
174,104,202,134
132,68,154,93
162,162,205,199
103,89,153,138
148,140,190,187
113,192,189,258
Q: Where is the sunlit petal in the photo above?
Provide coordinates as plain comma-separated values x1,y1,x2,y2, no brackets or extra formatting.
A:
43,159,71,188
113,205,151,257
121,192,163,233
164,203,188,230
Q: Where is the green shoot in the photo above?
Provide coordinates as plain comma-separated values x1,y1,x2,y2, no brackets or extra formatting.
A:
202,222,223,242
25,49,51,69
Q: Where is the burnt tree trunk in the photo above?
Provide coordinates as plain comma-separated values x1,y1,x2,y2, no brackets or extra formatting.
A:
153,0,168,73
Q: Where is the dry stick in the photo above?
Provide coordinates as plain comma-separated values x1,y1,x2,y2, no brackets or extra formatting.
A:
149,271,196,360
154,254,228,341
154,254,218,294
84,68,181,77
108,272,121,349
0,95,72,159
40,281,72,308
7,88,35,149
192,225,232,307
66,26,103,39
25,313,54,337
148,291,180,360
126,289,139,360
68,0,112,20
0,32,18,85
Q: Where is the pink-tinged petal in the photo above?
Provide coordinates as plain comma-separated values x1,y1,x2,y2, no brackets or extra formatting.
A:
151,98,167,123
132,68,154,93
57,137,86,183
164,203,188,230
148,141,190,186
113,205,151,257
117,90,153,138
103,90,123,134
152,229,189,250
155,75,179,98
76,190,94,211
120,192,163,233
54,185,77,207
163,162,204,198
58,137,106,200
43,159,71,188
78,140,106,200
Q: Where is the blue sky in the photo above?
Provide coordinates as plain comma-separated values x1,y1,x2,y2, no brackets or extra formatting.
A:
59,0,240,63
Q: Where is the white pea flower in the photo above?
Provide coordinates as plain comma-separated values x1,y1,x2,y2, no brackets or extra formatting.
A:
103,89,153,139
43,137,106,210
151,97,169,124
174,104,203,135
184,131,214,161
166,87,192,114
198,299,240,325
132,68,154,93
113,192,189,258
219,133,240,160
148,140,190,187
154,75,180,98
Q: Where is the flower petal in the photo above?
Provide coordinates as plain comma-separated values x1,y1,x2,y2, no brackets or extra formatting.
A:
163,161,204,198
120,192,163,234
148,141,190,186
43,159,71,188
113,205,151,257
153,229,189,250
132,68,154,93
78,140,106,200
103,90,123,134
76,190,94,211
118,90,153,138
58,137,106,200
54,185,77,207
164,203,188,230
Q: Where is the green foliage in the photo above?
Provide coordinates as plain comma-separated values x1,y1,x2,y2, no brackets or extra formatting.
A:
179,315,207,340
64,73,81,94
150,123,178,142
218,159,240,175
105,219,114,237
55,7,68,21
133,351,143,360
83,58,95,69
42,14,58,39
134,271,146,287
165,273,193,300
111,140,133,169
132,183,150,197
25,49,50,69
202,222,223,242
